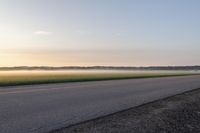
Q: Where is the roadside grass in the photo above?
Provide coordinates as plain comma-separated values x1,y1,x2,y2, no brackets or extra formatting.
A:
0,71,198,87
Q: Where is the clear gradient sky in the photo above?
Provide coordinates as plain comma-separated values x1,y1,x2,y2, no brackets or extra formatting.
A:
0,0,200,66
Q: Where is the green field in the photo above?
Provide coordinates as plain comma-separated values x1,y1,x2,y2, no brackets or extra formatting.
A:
0,70,198,87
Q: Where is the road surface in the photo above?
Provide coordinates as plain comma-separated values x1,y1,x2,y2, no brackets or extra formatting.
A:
1,75,200,133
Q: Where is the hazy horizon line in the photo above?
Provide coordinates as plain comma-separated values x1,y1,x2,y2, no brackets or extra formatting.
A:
1,65,200,71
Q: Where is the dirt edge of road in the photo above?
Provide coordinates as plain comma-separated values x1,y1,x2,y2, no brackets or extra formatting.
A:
51,88,200,133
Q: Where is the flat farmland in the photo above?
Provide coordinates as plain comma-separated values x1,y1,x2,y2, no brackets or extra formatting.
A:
0,70,198,87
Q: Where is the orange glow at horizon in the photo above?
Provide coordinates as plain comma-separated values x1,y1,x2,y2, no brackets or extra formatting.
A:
1,48,198,67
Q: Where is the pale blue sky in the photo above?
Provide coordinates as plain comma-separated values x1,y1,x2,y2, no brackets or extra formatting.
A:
0,0,200,66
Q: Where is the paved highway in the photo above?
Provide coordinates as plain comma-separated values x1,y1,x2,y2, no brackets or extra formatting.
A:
1,75,200,133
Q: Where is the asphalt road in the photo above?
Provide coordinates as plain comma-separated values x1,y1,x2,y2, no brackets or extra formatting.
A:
1,75,200,133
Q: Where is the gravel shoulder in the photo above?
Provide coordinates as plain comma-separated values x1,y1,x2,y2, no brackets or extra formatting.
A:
51,88,200,133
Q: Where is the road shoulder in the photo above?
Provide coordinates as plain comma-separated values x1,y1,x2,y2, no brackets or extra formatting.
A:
51,88,200,133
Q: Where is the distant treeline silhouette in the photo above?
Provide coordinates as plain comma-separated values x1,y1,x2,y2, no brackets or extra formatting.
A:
0,66,200,71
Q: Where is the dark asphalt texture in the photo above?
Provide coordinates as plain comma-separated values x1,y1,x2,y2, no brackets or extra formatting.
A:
0,75,200,133
52,88,200,133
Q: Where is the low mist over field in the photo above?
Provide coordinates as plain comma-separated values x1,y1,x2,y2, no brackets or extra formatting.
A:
1,1,200,133
0,69,199,87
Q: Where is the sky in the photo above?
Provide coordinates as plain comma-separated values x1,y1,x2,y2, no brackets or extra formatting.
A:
0,0,200,67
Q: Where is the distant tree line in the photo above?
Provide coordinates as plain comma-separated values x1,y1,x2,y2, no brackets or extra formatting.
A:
0,66,200,71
